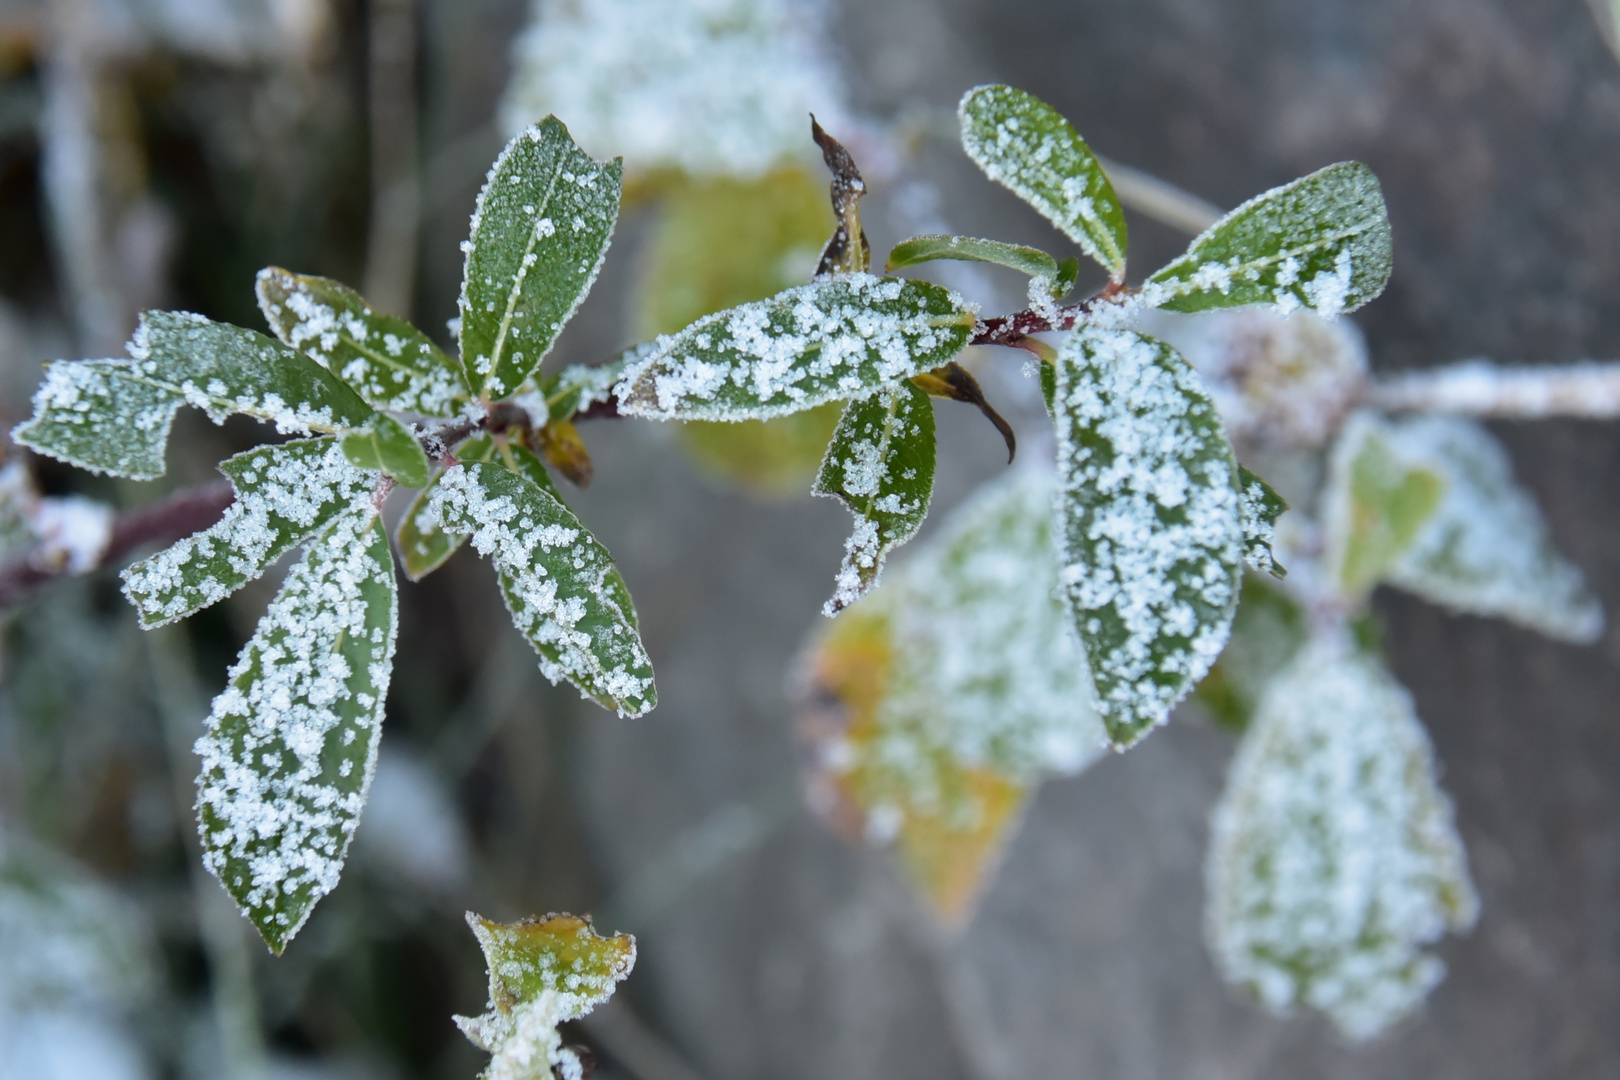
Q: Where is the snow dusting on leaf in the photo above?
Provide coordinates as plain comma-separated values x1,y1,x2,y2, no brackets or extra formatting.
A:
455,912,634,1080
958,85,1128,279
195,508,398,954
815,382,935,615
615,274,974,421
1144,162,1392,317
1053,326,1243,749
1206,635,1478,1040
424,462,654,716
122,438,374,628
801,468,1107,921
1237,465,1288,579
12,360,185,480
460,118,622,400
256,267,468,416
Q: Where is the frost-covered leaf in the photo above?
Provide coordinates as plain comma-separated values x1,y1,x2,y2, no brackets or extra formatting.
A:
886,234,1073,301
455,912,634,1080
340,413,431,488
1144,162,1392,317
1329,413,1604,641
196,509,399,954
256,267,467,416
1193,572,1306,734
424,463,654,716
1323,413,1445,599
12,361,185,480
815,382,935,615
1237,465,1288,578
614,274,975,421
801,468,1106,922
1206,635,1478,1040
541,361,624,422
122,438,374,628
460,118,623,400
958,85,1128,279
1053,326,1242,748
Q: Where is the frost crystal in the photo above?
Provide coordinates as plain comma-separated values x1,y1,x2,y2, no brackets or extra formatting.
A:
501,0,848,178
195,509,399,954
615,273,974,421
1206,636,1478,1040
424,463,655,716
814,382,935,615
12,360,185,480
1053,326,1242,748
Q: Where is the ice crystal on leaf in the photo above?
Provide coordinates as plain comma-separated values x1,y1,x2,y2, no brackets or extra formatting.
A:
1237,465,1289,579
1144,162,1392,318
424,463,655,717
958,85,1128,279
256,267,468,417
195,509,398,954
122,438,374,628
814,382,935,615
802,468,1107,921
456,912,634,1080
1326,412,1603,642
1206,636,1478,1040
615,274,975,421
1053,326,1243,749
460,118,623,400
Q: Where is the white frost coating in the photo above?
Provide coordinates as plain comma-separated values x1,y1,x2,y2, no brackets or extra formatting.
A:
1206,636,1478,1040
1238,477,1282,577
456,990,582,1080
1368,359,1620,419
1054,326,1242,747
12,360,184,480
615,274,973,421
194,509,398,951
29,496,114,574
501,0,848,177
423,464,654,716
122,438,374,628
1380,415,1604,643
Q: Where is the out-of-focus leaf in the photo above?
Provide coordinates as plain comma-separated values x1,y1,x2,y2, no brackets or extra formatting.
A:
13,312,374,479
615,274,975,421
1329,413,1604,641
196,509,398,954
1193,572,1306,734
1324,413,1445,599
340,413,431,488
1206,635,1478,1040
801,468,1106,923
886,234,1068,299
1237,464,1288,578
679,403,847,497
424,462,654,716
529,418,592,486
958,84,1128,279
814,382,935,615
1053,326,1243,749
460,117,623,400
123,438,374,627
1144,162,1392,317
455,912,635,1080
256,267,467,416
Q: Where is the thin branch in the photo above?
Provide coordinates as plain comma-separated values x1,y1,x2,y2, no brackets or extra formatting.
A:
1367,360,1620,419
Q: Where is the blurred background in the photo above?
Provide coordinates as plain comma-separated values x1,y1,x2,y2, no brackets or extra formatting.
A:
1,0,1618,1077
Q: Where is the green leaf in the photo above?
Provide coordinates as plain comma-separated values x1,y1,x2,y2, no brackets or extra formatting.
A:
460,117,623,400
1331,414,1604,642
958,84,1128,279
1192,572,1306,734
255,268,467,416
615,274,975,421
12,312,375,480
1324,413,1444,599
814,382,936,615
1144,162,1392,317
1053,326,1243,749
801,468,1105,923
424,462,654,716
1237,464,1288,579
340,414,431,488
455,912,634,1080
195,508,399,954
1206,635,1478,1041
885,234,1068,298
122,438,375,628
